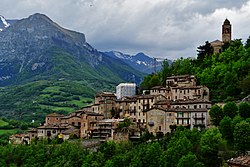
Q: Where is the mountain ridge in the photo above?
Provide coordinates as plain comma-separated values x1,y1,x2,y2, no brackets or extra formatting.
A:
104,51,171,74
0,13,144,87
0,13,145,121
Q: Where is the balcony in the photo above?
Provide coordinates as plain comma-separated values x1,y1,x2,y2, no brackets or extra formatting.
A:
176,116,190,119
192,116,205,119
192,122,205,126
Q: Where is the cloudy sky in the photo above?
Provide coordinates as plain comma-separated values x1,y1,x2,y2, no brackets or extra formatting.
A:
1,0,250,60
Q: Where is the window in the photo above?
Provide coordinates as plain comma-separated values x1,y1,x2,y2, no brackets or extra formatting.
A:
47,131,51,136
159,126,161,131
169,113,172,116
194,105,197,109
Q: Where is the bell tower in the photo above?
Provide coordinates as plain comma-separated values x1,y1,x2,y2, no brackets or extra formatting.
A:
222,19,231,43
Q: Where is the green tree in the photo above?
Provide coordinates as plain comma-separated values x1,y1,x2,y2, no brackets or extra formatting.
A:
244,36,250,49
140,74,161,91
130,142,163,167
162,134,193,167
196,41,213,67
231,115,244,130
177,153,204,167
99,141,117,160
160,60,172,86
223,102,238,119
171,58,194,75
200,127,225,167
240,74,250,95
219,116,233,143
209,105,224,126
223,71,240,97
238,102,250,119
234,121,250,155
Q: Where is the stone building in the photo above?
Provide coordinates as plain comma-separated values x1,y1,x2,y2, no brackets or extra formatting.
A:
144,107,174,135
45,113,64,125
92,119,124,141
164,75,209,101
79,111,104,138
37,110,104,140
94,92,117,118
148,75,211,130
210,19,232,54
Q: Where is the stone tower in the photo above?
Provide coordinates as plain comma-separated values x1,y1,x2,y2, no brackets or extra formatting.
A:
222,19,231,43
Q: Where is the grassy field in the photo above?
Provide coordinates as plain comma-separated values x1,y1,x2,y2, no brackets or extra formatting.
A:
0,119,8,127
0,80,96,123
0,129,19,135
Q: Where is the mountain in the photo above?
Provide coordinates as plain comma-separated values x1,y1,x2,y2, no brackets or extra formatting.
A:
104,51,171,74
0,13,146,121
0,15,17,31
0,13,145,86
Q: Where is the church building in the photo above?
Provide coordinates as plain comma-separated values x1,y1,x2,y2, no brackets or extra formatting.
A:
210,19,232,53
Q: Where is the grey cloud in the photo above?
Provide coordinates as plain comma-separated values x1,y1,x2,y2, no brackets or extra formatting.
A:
0,0,250,59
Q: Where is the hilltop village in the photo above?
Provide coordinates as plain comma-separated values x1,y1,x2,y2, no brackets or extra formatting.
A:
9,18,237,144
10,75,211,144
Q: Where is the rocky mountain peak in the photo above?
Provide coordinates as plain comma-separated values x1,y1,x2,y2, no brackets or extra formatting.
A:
0,15,10,31
0,13,144,86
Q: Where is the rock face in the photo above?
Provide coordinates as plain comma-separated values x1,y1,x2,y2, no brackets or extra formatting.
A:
0,13,144,86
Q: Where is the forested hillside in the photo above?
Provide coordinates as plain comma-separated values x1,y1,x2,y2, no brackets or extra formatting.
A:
140,37,250,102
0,127,233,167
1,122,249,167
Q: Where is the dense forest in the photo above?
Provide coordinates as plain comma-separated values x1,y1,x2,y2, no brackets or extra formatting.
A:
140,37,250,102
